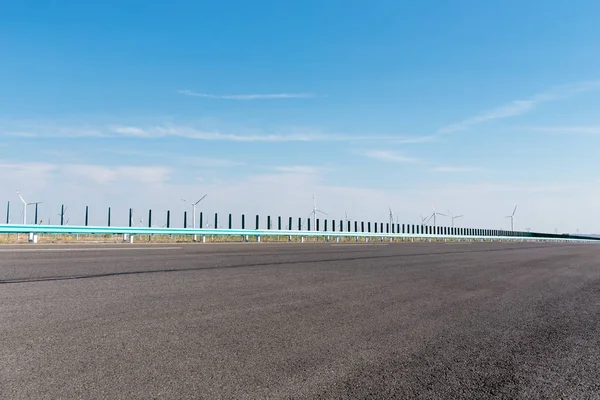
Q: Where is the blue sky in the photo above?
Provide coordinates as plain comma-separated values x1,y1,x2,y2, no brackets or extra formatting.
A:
1,1,600,232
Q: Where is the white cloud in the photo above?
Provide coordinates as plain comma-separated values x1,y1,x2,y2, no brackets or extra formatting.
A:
525,125,600,135
274,166,322,174
64,165,172,185
430,166,481,173
437,80,600,135
1,122,416,142
177,90,315,100
364,150,419,164
110,126,151,137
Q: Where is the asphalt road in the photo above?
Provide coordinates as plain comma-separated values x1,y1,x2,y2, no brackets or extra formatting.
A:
2,242,600,399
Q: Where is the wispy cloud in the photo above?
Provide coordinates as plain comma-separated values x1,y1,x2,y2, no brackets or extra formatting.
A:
1,121,431,143
274,166,323,174
364,150,419,164
0,159,172,185
178,89,315,100
66,164,171,185
437,80,600,135
524,125,600,135
430,166,482,173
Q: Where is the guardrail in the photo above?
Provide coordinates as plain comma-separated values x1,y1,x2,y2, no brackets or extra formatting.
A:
1,224,598,243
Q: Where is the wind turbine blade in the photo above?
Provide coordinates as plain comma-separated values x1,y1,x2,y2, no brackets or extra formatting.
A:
16,191,26,204
455,215,463,218
437,212,448,216
512,205,517,216
194,194,208,205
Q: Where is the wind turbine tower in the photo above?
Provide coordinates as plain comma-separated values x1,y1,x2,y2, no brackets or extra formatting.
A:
309,194,327,230
16,191,42,225
430,206,447,228
448,210,464,227
506,205,517,231
182,194,207,242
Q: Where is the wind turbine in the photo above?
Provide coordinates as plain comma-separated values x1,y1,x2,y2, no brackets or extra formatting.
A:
308,194,327,230
182,194,207,241
447,210,463,227
16,191,42,225
430,206,447,228
388,207,394,227
505,205,517,231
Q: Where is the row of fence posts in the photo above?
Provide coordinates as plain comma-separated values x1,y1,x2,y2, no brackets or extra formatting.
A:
3,202,527,238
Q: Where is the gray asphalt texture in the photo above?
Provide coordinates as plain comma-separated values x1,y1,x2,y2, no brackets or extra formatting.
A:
2,242,600,399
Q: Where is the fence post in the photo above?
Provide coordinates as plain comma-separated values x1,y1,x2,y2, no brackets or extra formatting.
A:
108,207,111,227
288,216,292,230
298,217,302,230
278,216,281,230
129,208,133,227
5,201,9,224
214,213,218,229
332,220,336,232
85,206,89,226
199,212,203,229
242,214,245,230
61,205,65,226
167,210,170,228
267,216,271,230
229,214,232,229
256,215,259,230
34,203,39,225
324,219,328,232
184,211,187,229
307,218,311,231
316,218,320,231
148,210,152,228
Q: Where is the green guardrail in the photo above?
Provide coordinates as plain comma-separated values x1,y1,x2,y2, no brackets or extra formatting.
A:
1,224,599,243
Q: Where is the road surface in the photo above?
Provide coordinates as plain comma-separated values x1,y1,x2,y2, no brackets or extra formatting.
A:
2,242,600,399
